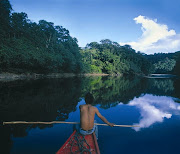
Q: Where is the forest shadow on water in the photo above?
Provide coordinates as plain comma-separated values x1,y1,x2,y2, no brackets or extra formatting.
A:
0,76,180,154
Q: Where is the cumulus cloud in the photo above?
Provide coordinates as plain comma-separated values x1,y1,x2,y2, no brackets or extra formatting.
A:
120,15,180,54
124,94,180,131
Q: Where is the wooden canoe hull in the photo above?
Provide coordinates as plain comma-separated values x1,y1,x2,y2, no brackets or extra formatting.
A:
56,130,100,154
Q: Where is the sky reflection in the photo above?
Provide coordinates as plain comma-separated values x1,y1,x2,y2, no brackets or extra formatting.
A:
122,94,180,131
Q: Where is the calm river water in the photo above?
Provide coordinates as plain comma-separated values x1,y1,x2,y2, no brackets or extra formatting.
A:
0,76,180,154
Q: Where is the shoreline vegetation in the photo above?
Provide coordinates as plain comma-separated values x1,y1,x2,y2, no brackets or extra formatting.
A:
0,72,178,82
0,0,180,79
0,0,153,77
144,74,178,79
0,72,111,81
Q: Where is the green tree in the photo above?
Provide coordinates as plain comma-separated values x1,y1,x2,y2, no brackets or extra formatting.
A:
0,0,82,73
0,0,12,41
81,39,152,75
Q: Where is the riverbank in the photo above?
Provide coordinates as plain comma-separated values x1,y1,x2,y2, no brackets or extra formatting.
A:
0,72,110,82
144,74,178,79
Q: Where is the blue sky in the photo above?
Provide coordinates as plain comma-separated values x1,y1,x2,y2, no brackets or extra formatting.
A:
10,0,180,54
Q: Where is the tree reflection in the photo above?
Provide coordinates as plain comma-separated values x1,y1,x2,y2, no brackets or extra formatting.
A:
0,126,13,154
0,78,82,124
146,78,180,99
146,79,174,95
0,76,180,152
174,79,180,99
80,76,148,108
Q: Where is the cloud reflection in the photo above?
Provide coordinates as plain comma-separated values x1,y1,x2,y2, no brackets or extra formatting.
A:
126,94,180,131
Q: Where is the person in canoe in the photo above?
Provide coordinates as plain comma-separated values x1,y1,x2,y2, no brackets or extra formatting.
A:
79,92,114,137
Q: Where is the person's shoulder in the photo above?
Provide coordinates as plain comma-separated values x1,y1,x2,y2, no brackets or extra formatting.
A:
79,105,83,109
79,104,86,108
91,106,98,110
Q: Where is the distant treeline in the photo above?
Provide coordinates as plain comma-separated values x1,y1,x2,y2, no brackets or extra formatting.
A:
145,52,180,75
0,0,180,76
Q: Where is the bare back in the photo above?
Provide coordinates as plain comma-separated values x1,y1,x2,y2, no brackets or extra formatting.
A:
79,104,96,130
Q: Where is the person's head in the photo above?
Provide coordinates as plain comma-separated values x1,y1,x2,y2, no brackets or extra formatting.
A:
85,92,94,104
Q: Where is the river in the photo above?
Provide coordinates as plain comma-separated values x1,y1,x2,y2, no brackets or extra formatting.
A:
0,76,180,154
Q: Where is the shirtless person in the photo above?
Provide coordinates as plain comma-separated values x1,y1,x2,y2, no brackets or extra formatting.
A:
79,93,114,136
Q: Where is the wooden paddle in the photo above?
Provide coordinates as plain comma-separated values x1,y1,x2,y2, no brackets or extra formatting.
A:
3,121,139,127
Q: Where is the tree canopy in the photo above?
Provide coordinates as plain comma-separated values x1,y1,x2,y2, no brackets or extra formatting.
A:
145,52,180,75
0,0,82,73
0,0,179,76
81,39,153,75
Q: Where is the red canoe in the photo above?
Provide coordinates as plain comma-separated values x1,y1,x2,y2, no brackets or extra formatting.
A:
56,130,100,154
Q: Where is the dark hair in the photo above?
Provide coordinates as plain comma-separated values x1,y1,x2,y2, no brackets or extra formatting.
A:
85,92,94,104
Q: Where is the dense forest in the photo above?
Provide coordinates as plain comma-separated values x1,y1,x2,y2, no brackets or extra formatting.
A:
0,0,180,76
145,52,180,75
0,0,82,73
80,40,152,75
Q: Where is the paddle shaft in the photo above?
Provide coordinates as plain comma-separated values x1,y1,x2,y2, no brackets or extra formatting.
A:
3,121,139,127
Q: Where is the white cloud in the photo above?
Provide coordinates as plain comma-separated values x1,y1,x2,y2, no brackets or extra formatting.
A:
120,15,180,54
124,94,180,131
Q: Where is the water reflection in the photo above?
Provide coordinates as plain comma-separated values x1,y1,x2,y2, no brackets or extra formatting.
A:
0,76,180,153
146,78,180,98
82,76,147,108
126,94,180,131
0,76,147,124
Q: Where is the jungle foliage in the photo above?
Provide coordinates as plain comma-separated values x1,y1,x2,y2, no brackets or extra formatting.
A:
80,40,152,75
0,0,179,76
145,52,180,75
0,0,82,73
0,0,153,75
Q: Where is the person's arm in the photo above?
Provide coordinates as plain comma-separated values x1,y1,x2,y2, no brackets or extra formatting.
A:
95,107,114,127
